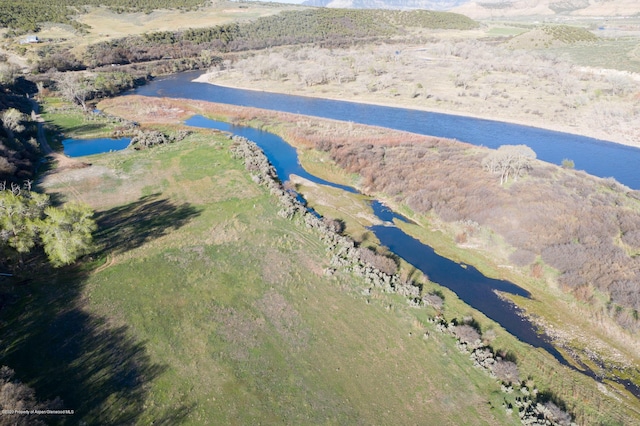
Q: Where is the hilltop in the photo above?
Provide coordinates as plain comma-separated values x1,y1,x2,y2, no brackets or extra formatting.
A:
302,0,468,10
295,0,640,18
452,0,640,18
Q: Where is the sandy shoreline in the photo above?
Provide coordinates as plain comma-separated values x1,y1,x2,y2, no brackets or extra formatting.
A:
193,72,638,149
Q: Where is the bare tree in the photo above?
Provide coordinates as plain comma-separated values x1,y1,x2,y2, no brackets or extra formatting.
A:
1,108,25,141
0,63,20,86
0,366,62,426
491,359,520,384
542,401,573,426
453,324,481,347
482,144,536,185
54,72,94,112
607,73,633,96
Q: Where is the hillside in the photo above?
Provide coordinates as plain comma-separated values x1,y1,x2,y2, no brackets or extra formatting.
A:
302,0,468,10
452,0,640,18
296,0,640,17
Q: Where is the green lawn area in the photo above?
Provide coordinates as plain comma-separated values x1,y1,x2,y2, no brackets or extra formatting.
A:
2,130,519,425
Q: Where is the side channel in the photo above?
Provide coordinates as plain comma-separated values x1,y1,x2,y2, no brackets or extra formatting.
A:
187,115,640,397
185,115,567,361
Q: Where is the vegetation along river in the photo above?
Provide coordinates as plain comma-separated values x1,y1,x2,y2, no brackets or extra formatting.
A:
134,71,640,190
184,115,639,394
131,73,640,396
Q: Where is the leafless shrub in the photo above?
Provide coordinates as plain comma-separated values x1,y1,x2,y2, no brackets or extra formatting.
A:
622,230,640,249
541,243,588,274
491,359,520,384
542,401,573,426
323,217,344,234
358,247,397,275
509,249,536,267
455,232,467,244
406,190,432,213
128,129,170,149
610,280,640,311
422,292,444,310
0,366,62,426
453,324,481,346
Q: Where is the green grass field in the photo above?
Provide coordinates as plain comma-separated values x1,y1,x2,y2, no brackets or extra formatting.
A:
2,129,525,425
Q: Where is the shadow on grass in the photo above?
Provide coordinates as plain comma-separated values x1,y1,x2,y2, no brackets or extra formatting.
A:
0,194,201,424
94,193,201,256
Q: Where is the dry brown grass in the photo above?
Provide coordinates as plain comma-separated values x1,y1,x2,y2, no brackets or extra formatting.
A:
202,40,640,147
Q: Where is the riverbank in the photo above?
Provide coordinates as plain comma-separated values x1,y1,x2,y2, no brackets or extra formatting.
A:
193,40,640,149
100,94,640,357
194,72,636,148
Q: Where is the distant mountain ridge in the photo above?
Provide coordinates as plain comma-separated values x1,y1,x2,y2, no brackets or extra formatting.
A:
301,0,640,17
301,0,469,10
453,0,640,18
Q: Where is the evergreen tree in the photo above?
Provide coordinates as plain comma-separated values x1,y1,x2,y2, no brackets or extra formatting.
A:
0,189,95,268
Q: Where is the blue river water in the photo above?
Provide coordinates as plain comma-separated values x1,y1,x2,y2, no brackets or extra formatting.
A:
134,71,640,190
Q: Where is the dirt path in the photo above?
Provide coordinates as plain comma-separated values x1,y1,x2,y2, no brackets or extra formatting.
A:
0,47,29,71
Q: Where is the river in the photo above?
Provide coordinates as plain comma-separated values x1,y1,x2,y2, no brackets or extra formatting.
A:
133,71,640,190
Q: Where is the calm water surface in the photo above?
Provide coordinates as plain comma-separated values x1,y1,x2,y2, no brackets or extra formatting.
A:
63,137,130,157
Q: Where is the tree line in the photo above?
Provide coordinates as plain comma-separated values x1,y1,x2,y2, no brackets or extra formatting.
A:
0,0,207,33
0,73,40,183
66,9,477,69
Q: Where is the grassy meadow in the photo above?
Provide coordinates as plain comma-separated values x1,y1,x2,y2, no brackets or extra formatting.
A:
7,120,528,424
17,1,305,55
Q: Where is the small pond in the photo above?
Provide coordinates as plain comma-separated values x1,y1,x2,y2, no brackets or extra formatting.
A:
62,137,130,157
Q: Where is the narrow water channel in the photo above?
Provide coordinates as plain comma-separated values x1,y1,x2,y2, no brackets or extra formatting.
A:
185,115,562,356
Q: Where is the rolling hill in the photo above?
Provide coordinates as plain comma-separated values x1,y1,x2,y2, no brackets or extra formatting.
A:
300,0,640,17
302,0,468,10
452,0,640,18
